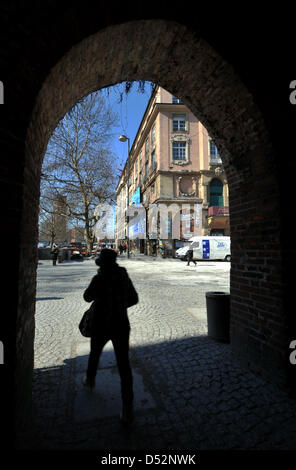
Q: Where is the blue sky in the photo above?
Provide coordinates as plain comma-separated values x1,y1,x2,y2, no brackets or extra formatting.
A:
101,82,155,177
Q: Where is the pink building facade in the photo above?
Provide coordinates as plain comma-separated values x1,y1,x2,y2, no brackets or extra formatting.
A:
116,86,229,256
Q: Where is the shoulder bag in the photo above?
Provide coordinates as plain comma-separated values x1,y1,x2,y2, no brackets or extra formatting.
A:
79,302,96,337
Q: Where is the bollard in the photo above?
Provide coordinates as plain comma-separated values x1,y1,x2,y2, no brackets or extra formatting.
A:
206,291,230,343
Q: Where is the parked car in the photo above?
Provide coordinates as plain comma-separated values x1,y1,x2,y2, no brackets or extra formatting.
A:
80,244,88,256
38,241,50,248
70,249,83,260
175,245,190,260
68,244,83,260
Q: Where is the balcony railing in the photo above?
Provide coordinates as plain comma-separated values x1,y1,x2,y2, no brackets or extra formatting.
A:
208,206,229,216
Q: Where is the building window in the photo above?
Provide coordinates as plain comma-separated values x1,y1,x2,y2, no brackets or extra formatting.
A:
173,114,186,131
151,149,156,171
151,184,155,194
209,139,219,158
145,161,149,179
139,170,142,185
145,138,149,159
173,142,186,160
172,96,183,104
151,124,156,143
209,178,223,206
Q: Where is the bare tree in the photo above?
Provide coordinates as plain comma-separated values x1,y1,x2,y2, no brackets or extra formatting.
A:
39,213,56,247
39,193,56,247
39,187,68,247
40,90,119,253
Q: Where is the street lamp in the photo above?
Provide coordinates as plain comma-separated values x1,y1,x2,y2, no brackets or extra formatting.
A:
119,134,130,259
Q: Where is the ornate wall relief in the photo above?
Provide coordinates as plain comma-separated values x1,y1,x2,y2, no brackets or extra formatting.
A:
177,175,197,197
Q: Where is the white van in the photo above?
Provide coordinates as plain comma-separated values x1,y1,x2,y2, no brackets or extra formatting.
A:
188,236,231,261
175,245,190,260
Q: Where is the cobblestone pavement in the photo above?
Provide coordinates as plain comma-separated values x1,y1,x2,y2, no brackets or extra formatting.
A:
20,255,296,451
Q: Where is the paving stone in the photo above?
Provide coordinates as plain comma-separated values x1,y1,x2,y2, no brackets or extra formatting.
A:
19,257,296,451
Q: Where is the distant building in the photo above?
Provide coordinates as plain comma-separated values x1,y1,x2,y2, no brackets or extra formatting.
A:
116,86,229,257
67,227,85,243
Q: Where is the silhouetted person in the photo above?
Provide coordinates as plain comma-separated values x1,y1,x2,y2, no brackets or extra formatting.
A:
83,248,138,425
186,247,196,266
119,244,124,255
51,244,59,266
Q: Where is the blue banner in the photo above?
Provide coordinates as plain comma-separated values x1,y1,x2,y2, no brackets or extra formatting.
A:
130,187,141,206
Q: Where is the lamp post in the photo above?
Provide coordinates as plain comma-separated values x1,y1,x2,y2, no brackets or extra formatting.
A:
119,134,130,259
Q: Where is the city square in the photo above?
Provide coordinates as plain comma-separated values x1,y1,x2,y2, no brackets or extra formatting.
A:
20,255,296,451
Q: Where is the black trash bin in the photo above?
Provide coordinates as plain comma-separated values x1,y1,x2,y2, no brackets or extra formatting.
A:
206,291,230,343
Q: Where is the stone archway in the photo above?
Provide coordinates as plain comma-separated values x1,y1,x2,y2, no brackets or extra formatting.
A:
17,19,284,430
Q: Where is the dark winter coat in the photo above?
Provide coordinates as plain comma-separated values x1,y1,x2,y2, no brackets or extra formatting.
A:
187,248,194,260
51,248,59,260
83,264,138,334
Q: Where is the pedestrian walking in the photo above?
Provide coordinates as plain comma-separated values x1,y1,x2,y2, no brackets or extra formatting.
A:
186,247,196,266
51,244,59,266
82,248,139,425
119,244,123,255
